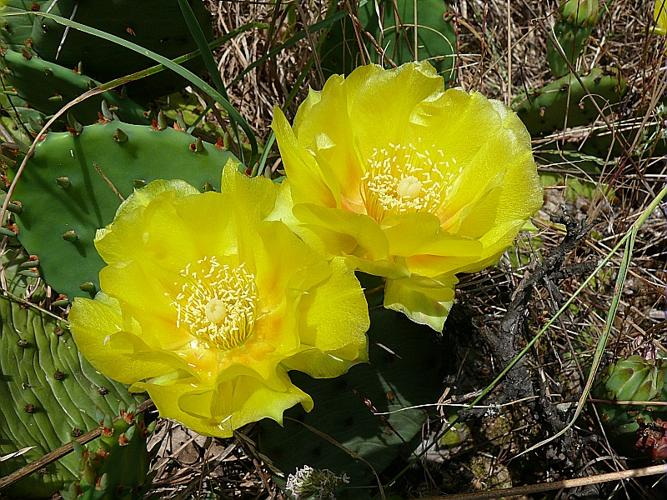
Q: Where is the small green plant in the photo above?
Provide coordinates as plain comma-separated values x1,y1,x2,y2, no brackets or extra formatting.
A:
596,356,667,454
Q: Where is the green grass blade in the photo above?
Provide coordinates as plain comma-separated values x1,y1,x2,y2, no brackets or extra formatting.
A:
513,226,637,459
175,0,245,163
176,0,228,98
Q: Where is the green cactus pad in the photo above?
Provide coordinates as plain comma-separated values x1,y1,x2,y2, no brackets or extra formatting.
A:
0,48,147,124
547,0,603,78
321,0,456,79
512,68,627,135
31,0,213,99
12,120,237,300
61,410,151,500
259,308,445,491
0,296,140,498
0,1,48,50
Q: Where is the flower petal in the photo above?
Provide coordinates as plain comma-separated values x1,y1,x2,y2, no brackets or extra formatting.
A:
284,258,370,378
69,294,180,384
293,203,390,263
344,62,444,159
272,107,338,207
384,275,458,332
95,179,198,266
132,370,313,438
292,81,365,206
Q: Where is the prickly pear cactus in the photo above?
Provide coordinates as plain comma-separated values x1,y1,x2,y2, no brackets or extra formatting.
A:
31,0,213,100
321,0,456,79
512,67,627,135
61,409,153,500
595,356,667,453
259,308,446,492
12,120,237,300
0,0,48,50
0,296,140,498
547,0,603,78
0,91,45,147
0,48,147,125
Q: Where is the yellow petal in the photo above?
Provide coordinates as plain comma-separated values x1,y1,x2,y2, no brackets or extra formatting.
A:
284,258,369,378
272,107,338,207
344,62,444,159
95,179,198,266
69,294,180,384
292,81,365,206
384,275,458,332
293,203,390,262
219,161,279,221
383,212,483,258
132,370,313,437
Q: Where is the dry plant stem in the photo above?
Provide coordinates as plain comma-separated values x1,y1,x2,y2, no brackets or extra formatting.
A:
0,400,155,491
425,464,667,500
485,216,586,404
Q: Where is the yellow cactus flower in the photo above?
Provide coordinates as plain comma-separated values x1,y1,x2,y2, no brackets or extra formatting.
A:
655,1,667,35
69,165,369,437
272,62,542,332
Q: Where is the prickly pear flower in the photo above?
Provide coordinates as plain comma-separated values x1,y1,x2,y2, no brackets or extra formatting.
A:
272,62,543,331
69,165,369,437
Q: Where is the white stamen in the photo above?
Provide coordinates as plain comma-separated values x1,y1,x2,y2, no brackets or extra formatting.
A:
360,142,462,221
172,256,257,351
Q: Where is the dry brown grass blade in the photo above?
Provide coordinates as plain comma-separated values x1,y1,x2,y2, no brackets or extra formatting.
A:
426,464,667,500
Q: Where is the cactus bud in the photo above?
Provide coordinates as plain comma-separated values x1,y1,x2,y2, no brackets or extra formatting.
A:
561,0,601,27
79,281,97,294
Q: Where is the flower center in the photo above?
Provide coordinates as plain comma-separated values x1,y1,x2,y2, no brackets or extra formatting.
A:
173,256,258,351
361,142,458,221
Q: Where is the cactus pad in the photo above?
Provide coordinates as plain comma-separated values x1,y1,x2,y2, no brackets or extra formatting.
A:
547,0,603,78
0,48,147,124
0,296,140,498
513,68,627,135
0,1,47,50
61,409,152,500
31,0,213,99
12,120,237,300
321,0,456,79
259,308,445,490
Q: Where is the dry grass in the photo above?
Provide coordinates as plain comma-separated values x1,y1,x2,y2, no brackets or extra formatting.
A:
145,1,667,498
